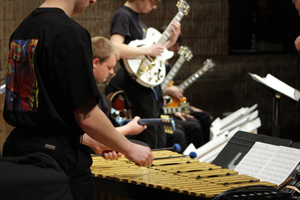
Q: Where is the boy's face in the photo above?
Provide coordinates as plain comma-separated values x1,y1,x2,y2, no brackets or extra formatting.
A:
295,0,300,16
137,0,157,14
73,0,96,16
93,54,117,83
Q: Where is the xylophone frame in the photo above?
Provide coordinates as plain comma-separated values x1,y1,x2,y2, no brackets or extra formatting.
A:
93,176,204,200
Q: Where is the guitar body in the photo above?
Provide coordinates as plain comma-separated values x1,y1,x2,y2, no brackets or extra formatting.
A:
166,96,187,108
165,80,187,107
122,0,190,87
107,90,131,118
124,28,174,88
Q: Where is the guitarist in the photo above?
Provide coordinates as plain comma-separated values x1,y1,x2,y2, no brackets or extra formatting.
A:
161,27,214,144
109,0,182,149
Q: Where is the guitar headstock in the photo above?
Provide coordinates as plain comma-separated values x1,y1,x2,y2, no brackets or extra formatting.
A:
160,115,176,134
176,0,190,16
178,46,193,62
202,59,215,72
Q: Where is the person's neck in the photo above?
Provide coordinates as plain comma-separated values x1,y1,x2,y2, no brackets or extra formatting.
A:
40,0,74,17
124,1,140,13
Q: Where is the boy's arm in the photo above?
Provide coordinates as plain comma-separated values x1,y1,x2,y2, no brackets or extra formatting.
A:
82,116,146,158
82,134,123,160
74,98,153,166
110,34,164,58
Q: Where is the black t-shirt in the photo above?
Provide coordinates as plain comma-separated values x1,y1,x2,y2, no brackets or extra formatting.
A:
4,8,100,137
109,5,162,107
109,5,166,148
110,5,146,45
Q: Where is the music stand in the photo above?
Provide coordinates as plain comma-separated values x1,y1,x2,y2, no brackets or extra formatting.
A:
249,73,300,138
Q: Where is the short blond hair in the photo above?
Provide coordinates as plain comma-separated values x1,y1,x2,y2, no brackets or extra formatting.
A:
91,36,120,63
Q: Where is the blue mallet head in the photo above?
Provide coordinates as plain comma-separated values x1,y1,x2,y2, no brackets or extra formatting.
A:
189,151,197,159
173,143,181,152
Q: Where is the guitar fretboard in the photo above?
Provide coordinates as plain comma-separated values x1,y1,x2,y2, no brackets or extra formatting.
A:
158,11,185,45
161,55,186,91
178,59,215,91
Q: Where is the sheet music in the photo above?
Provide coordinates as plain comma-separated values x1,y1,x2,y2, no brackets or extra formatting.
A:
234,142,300,186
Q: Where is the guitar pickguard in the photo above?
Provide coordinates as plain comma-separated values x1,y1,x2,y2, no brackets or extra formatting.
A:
124,28,174,87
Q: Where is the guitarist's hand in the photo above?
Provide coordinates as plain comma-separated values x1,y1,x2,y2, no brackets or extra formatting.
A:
174,112,194,121
146,43,164,57
163,85,183,100
125,116,147,135
166,21,181,50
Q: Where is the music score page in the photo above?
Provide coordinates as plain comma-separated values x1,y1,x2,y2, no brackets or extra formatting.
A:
234,142,300,186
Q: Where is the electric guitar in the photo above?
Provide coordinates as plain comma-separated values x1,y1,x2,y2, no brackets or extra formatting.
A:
115,114,176,134
123,0,190,88
166,59,215,108
160,46,193,91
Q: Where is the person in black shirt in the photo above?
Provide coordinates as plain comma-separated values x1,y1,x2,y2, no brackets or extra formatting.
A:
2,1,153,199
109,0,182,149
163,32,214,145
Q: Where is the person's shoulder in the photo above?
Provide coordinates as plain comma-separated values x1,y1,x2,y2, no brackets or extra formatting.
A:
48,9,90,43
113,5,136,19
36,8,89,38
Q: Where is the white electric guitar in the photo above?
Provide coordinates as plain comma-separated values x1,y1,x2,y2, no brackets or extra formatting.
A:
123,0,190,88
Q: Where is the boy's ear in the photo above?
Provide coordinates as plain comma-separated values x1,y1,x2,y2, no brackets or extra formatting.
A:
92,58,100,69
92,57,99,64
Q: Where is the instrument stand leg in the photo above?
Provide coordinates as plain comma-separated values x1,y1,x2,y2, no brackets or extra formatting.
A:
272,93,281,138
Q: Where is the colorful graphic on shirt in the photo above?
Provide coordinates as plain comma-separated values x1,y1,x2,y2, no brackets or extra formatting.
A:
6,39,39,111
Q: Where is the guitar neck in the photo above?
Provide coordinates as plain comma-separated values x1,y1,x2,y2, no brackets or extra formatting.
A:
158,11,185,45
161,55,186,91
178,59,215,91
161,46,193,91
178,67,207,91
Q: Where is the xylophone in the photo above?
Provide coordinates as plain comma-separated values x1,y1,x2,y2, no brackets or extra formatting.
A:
91,150,291,200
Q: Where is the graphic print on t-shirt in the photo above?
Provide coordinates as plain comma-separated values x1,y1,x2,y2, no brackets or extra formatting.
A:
6,39,39,112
